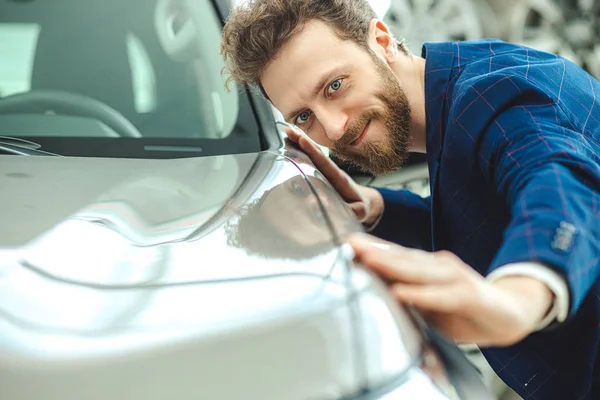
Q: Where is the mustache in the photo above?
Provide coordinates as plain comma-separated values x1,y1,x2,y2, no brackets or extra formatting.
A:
332,110,380,152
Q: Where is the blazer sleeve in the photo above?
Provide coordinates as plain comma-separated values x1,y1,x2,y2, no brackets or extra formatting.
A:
368,188,433,251
460,77,600,318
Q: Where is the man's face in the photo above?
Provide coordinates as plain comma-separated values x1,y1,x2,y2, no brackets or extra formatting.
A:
261,20,412,176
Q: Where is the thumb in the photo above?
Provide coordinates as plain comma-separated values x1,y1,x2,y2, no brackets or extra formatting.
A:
349,201,367,222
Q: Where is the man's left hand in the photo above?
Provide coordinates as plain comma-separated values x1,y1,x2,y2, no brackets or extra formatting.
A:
347,233,554,347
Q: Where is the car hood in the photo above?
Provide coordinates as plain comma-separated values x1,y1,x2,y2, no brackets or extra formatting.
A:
0,151,422,400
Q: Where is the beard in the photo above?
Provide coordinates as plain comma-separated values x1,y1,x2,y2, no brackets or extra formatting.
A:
330,52,412,176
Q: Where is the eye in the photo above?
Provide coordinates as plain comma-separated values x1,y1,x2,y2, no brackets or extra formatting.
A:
295,110,311,125
327,79,343,95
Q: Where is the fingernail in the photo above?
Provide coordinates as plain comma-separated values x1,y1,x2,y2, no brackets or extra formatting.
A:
371,242,390,250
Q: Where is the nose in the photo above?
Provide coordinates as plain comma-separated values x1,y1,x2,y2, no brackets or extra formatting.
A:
314,106,347,142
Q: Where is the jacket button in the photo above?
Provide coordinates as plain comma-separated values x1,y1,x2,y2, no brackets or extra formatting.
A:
551,221,576,253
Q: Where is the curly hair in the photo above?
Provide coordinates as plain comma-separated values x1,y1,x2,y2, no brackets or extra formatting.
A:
220,0,407,91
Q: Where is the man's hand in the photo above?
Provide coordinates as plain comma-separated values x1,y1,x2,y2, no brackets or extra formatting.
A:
347,233,555,347
285,126,383,225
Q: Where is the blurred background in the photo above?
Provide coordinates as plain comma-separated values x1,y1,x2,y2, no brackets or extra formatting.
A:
369,0,600,79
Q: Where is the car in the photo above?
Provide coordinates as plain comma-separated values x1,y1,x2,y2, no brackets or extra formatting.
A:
0,0,492,399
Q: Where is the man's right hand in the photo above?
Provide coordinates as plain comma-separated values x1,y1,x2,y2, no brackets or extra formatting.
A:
285,126,384,226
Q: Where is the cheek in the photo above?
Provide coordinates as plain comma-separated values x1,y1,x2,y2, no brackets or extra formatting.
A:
350,92,387,119
366,120,388,143
344,88,373,109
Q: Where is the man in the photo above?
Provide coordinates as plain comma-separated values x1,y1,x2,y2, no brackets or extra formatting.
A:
220,0,600,398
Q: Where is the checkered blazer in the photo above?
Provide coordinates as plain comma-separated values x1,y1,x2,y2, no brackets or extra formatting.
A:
372,39,600,399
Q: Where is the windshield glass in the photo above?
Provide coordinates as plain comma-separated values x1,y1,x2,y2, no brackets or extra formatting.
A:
0,0,261,158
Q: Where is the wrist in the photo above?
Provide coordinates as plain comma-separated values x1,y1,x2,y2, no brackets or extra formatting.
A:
493,276,555,334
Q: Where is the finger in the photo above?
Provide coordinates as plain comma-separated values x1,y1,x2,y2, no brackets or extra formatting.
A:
348,232,393,252
284,125,318,151
349,232,437,257
391,283,464,313
285,126,302,143
295,135,362,203
284,126,362,203
348,234,455,285
285,127,335,174
348,201,367,222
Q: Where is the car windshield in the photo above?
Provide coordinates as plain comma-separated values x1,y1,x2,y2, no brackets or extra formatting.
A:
0,0,261,158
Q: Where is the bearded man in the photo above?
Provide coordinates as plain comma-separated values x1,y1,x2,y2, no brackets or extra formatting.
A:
220,1,600,398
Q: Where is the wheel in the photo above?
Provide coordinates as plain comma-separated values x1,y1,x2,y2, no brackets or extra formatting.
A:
382,0,487,50
504,0,600,78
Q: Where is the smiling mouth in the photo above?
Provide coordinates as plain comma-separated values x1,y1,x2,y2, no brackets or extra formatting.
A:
350,120,371,147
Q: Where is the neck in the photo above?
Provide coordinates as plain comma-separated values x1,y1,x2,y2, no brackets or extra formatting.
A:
392,54,427,154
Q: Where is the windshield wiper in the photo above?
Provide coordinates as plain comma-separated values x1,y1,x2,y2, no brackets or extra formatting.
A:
0,136,60,156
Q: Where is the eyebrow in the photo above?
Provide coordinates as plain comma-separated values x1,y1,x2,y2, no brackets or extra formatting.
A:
284,64,351,123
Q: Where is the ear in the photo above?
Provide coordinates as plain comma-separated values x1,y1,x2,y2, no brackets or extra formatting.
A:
367,19,398,64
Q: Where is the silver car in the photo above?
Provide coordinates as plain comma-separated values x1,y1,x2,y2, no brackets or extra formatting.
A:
0,0,491,399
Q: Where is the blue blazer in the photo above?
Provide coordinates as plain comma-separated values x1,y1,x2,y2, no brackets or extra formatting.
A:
372,39,600,399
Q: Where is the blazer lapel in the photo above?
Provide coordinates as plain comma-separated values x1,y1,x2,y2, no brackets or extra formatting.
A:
421,41,456,251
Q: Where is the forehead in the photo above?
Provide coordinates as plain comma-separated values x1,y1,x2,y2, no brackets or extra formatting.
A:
260,20,369,114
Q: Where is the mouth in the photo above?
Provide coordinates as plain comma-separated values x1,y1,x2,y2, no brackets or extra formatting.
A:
350,120,371,147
